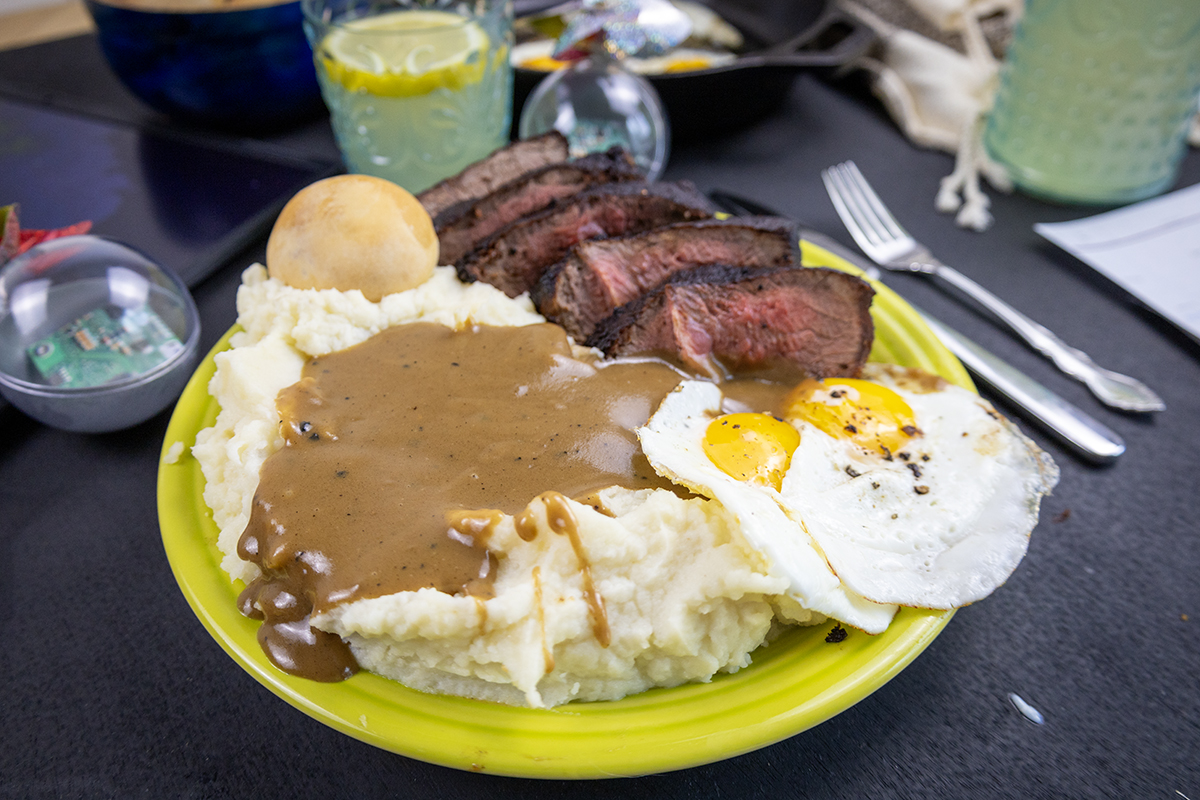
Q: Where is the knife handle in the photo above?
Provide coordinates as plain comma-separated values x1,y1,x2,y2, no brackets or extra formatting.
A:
919,313,1125,463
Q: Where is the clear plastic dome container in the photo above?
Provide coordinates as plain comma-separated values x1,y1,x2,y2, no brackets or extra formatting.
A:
0,235,201,432
519,53,670,181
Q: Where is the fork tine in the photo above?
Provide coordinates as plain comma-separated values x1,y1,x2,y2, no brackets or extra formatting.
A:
841,161,909,242
820,165,888,256
820,168,870,250
830,162,894,248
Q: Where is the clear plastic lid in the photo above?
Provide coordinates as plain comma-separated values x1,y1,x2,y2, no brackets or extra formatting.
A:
0,235,201,431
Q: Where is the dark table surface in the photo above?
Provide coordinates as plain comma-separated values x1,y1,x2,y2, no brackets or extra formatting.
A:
2,33,1198,800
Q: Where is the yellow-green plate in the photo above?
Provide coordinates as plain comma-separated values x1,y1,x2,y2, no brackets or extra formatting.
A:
157,243,971,779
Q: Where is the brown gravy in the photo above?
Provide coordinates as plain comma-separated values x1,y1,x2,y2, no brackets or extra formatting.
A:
237,322,697,681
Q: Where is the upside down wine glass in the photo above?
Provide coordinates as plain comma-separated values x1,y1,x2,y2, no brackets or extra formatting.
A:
517,0,690,182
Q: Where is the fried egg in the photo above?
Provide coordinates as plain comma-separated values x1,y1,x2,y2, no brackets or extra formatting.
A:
512,40,737,74
638,364,1059,628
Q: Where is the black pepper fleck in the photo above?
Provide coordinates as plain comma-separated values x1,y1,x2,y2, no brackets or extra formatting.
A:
825,624,848,643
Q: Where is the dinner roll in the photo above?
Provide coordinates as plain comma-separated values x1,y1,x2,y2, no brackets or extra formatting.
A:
266,174,439,301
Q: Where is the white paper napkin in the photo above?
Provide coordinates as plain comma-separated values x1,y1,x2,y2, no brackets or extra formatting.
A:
1035,182,1200,342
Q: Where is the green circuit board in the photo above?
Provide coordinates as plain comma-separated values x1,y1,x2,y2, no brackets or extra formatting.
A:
27,306,184,389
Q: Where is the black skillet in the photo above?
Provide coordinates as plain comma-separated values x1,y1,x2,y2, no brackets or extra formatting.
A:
512,0,876,142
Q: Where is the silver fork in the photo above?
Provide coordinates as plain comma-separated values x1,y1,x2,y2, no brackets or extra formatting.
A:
821,161,1165,413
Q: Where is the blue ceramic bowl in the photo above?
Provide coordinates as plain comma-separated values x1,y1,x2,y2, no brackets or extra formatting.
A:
86,0,325,132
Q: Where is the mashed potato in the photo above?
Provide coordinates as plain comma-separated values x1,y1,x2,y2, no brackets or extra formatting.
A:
193,265,822,708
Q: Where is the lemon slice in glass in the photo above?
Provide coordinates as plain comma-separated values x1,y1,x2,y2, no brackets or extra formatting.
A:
319,9,490,98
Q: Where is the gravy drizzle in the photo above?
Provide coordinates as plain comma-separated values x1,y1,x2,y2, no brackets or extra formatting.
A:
531,566,553,674
516,492,611,648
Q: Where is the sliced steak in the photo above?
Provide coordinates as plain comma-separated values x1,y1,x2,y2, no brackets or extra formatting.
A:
434,148,643,264
533,216,797,341
417,132,571,218
456,181,715,298
587,265,875,378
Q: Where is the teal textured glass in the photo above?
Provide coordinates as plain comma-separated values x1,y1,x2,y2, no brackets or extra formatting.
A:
984,0,1200,204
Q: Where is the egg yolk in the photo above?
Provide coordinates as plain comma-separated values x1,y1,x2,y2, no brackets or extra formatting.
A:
703,413,801,491
782,378,918,457
521,55,569,72
663,57,713,73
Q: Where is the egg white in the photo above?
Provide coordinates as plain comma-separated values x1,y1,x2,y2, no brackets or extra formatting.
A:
777,364,1059,609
